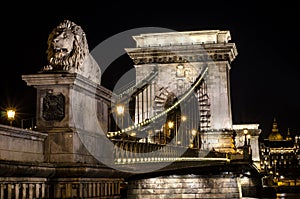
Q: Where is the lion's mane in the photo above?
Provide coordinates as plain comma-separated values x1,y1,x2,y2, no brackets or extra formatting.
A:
43,19,101,84
46,19,88,71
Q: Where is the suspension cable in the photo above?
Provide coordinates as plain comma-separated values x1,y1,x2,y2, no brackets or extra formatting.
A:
108,66,208,137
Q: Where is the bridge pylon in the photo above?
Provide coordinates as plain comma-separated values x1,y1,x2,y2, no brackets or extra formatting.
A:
123,30,238,154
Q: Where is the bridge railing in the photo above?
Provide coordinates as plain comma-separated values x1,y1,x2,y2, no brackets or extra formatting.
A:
112,140,198,164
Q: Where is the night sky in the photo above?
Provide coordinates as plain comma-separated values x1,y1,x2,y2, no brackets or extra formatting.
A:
1,1,299,139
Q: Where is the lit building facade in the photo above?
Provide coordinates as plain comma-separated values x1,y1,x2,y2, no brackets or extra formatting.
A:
260,118,300,187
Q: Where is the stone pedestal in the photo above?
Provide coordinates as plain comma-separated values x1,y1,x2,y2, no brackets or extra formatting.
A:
22,73,112,164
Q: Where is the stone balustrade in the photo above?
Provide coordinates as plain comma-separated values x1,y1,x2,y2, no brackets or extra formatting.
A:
0,177,123,199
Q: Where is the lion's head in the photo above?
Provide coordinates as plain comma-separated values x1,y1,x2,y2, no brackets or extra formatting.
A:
45,19,89,71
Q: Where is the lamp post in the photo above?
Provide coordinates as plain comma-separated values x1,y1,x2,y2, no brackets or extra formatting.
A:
7,109,16,126
243,128,250,160
167,121,174,144
116,104,125,131
247,134,251,146
191,129,197,148
243,128,248,146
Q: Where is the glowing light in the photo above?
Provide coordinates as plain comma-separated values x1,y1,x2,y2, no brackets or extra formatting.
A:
191,129,197,136
7,109,15,126
280,175,284,179
181,115,187,122
7,109,15,120
130,132,136,137
168,121,174,129
116,105,124,115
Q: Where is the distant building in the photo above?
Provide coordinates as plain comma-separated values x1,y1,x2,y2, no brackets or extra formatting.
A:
259,118,300,186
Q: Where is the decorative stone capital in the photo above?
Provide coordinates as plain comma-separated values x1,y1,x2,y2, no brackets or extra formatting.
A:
126,43,237,65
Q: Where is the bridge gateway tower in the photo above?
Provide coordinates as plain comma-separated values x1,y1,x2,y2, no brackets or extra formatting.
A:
124,30,238,153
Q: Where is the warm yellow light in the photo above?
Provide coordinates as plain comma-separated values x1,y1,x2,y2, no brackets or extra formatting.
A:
191,129,197,136
246,134,251,139
116,105,124,115
168,121,174,129
7,109,15,126
130,132,136,137
181,115,187,122
7,109,15,121
243,128,248,135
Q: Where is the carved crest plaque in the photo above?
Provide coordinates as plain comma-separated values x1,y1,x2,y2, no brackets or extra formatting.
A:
42,93,65,121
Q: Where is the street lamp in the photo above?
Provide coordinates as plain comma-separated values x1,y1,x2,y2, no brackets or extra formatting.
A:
167,121,174,143
243,128,248,146
243,128,251,160
247,134,251,145
116,105,125,115
167,121,174,129
191,129,197,136
7,109,15,126
190,129,198,149
116,104,125,131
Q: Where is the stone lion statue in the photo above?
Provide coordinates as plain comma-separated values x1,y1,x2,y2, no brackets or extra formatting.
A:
42,19,101,84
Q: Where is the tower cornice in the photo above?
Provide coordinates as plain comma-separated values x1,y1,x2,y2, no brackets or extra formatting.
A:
125,43,237,65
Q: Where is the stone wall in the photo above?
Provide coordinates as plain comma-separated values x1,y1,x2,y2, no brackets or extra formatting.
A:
127,174,242,199
0,125,47,162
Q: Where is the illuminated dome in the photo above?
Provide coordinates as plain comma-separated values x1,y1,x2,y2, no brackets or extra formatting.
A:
268,118,283,141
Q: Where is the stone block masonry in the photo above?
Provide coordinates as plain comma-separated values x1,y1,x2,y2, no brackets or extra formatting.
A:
127,174,242,199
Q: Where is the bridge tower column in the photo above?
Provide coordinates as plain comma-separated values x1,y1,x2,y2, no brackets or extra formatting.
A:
126,30,238,153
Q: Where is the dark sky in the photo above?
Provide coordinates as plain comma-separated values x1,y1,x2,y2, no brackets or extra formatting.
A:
1,1,299,139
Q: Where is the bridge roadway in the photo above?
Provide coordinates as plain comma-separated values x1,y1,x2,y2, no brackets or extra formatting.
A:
0,155,258,184
113,156,260,179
